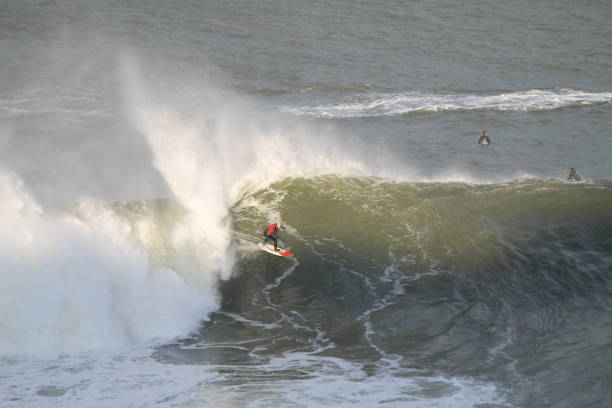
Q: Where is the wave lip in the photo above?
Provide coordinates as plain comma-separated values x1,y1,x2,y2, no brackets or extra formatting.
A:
280,88,612,118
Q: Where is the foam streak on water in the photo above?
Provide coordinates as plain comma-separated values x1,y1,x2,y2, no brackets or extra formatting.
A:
280,89,612,118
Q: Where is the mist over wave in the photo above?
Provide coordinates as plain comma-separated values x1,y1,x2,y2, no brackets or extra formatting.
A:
280,88,612,118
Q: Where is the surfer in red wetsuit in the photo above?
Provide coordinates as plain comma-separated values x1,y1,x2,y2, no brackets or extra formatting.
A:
263,222,284,251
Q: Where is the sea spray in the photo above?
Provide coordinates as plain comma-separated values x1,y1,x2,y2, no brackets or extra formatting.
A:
117,51,372,287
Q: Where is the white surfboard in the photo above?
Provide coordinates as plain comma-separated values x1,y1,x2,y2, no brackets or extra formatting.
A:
258,242,293,257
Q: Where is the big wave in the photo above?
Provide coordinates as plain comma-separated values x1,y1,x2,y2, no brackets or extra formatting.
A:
2,54,609,359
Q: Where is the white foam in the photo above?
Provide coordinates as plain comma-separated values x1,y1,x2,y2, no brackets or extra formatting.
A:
1,348,215,408
281,88,612,118
189,352,511,408
2,348,511,408
0,170,214,358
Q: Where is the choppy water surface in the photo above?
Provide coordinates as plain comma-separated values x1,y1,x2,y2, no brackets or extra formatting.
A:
1,1,611,407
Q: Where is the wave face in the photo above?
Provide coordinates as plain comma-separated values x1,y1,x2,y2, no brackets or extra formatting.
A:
152,176,612,407
280,89,612,118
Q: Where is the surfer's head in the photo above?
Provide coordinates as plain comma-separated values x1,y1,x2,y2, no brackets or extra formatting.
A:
277,222,284,229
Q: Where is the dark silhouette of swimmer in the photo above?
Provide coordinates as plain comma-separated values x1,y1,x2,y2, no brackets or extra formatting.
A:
567,168,581,181
478,130,490,145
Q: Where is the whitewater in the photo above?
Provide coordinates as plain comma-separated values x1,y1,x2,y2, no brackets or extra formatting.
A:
2,1,612,407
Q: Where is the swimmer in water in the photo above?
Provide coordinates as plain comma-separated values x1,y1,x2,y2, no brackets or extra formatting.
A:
478,130,490,145
567,168,581,181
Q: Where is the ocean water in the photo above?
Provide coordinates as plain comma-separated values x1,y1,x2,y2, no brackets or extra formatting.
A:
1,1,611,407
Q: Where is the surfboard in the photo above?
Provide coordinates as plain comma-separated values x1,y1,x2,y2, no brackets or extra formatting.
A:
258,242,293,257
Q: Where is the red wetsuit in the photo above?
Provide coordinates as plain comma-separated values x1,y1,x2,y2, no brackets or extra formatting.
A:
263,224,281,249
266,224,279,236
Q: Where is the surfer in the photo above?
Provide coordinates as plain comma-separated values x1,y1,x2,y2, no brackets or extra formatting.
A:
478,130,490,145
567,168,581,181
263,222,284,251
